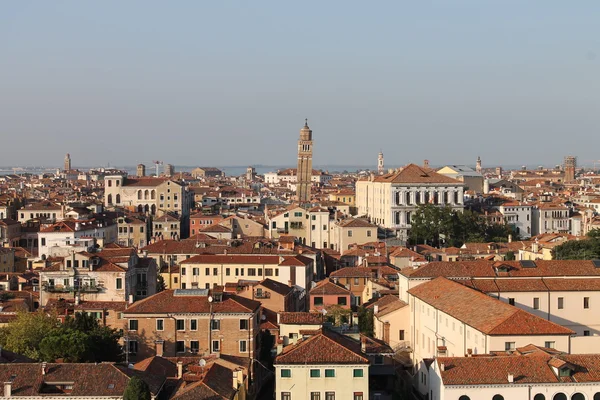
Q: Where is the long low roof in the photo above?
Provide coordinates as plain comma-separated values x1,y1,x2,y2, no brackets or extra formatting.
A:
408,277,574,336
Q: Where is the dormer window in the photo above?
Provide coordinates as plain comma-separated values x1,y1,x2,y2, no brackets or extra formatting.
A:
559,367,572,377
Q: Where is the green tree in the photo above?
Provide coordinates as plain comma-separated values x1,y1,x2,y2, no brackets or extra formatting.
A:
587,229,600,239
357,306,374,336
123,376,151,400
553,237,600,260
0,311,60,360
156,275,166,292
505,251,516,261
39,329,92,362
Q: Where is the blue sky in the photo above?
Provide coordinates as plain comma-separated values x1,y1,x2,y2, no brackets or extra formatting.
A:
1,1,599,168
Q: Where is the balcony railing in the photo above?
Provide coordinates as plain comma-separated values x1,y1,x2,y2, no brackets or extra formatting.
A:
42,283,102,293
254,290,270,299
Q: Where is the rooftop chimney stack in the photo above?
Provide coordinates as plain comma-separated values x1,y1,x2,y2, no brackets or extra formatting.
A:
424,160,430,169
41,362,47,375
508,374,514,383
4,381,11,398
177,361,183,379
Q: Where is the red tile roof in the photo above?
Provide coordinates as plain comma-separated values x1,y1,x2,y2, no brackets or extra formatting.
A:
278,312,323,325
408,277,573,336
275,329,369,365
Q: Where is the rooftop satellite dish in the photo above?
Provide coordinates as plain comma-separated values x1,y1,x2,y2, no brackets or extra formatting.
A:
208,296,213,303
199,359,206,367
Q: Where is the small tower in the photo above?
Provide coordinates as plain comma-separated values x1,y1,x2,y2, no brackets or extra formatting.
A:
137,164,146,177
164,164,175,177
64,153,71,172
564,156,577,183
246,166,256,182
377,151,384,175
296,119,313,203
476,156,482,173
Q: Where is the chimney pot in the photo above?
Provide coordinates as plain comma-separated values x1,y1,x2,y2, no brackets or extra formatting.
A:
508,374,514,383
440,363,445,372
3,381,11,398
41,362,47,375
128,294,134,305
177,361,183,379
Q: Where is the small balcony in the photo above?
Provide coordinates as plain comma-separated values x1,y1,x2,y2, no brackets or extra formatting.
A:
42,283,102,293
254,290,270,299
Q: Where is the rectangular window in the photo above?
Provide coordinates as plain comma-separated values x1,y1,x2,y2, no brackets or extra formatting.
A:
211,319,220,330
128,340,138,354
545,341,555,349
584,297,590,309
129,319,138,331
280,369,291,378
240,319,249,330
116,278,123,290
190,340,199,353
226,268,231,276
533,297,540,310
348,230,353,237
176,319,185,331
192,268,199,276
212,340,220,352
337,297,347,306
190,319,198,331
311,393,321,400
156,319,164,331
314,297,323,306
367,230,372,237
584,330,591,336
558,297,564,309
205,267,210,276
354,393,363,400
176,341,185,353
181,267,186,276
325,393,335,400
248,268,256,276
281,393,291,400
265,268,273,276
310,369,320,378
241,340,251,354
353,277,359,285
508,298,515,306
353,369,364,377
399,330,405,340
374,355,384,365
213,267,218,276
324,369,335,378
505,342,516,351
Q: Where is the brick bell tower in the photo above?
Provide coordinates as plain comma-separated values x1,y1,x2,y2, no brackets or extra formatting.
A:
296,119,313,203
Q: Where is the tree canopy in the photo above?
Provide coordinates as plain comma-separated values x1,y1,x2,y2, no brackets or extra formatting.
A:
408,204,515,248
123,376,151,400
553,235,600,260
0,311,122,362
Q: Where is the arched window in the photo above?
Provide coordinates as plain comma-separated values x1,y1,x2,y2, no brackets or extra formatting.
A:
144,190,149,200
415,192,421,204
107,194,112,204
553,394,567,400
572,394,585,400
137,205,143,213
138,190,142,200
424,192,430,204
493,396,504,400
443,191,449,204
406,211,412,223
395,212,400,225
406,192,411,205
594,393,600,400
395,192,400,205
116,180,120,186
108,180,112,187
458,396,470,400
434,192,439,204
144,204,149,214
534,395,546,400
115,194,121,204
454,191,459,204
151,204,156,215
151,190,156,200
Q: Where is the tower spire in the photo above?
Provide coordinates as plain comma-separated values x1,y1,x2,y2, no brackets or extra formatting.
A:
296,120,314,204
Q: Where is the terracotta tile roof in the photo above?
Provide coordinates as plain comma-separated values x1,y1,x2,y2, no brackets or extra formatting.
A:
438,353,600,385
336,218,377,228
0,363,162,397
123,177,169,187
279,255,313,266
200,224,232,233
330,267,374,278
278,312,323,325
368,295,408,317
275,329,369,365
74,301,127,311
309,279,350,295
374,163,462,184
124,290,260,315
182,254,280,265
408,277,573,336
259,278,294,296
402,260,600,279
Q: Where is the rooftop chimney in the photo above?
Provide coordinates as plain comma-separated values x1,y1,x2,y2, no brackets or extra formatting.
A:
440,363,445,372
128,294,134,305
4,382,11,398
75,295,80,306
508,374,514,383
177,361,183,379
373,305,379,315
424,160,430,169
360,336,367,353
41,362,47,375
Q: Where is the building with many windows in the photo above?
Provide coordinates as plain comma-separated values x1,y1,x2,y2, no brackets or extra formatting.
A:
356,163,464,241
122,288,261,361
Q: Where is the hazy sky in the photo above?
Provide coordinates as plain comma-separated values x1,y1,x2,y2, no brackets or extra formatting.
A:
1,1,599,168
